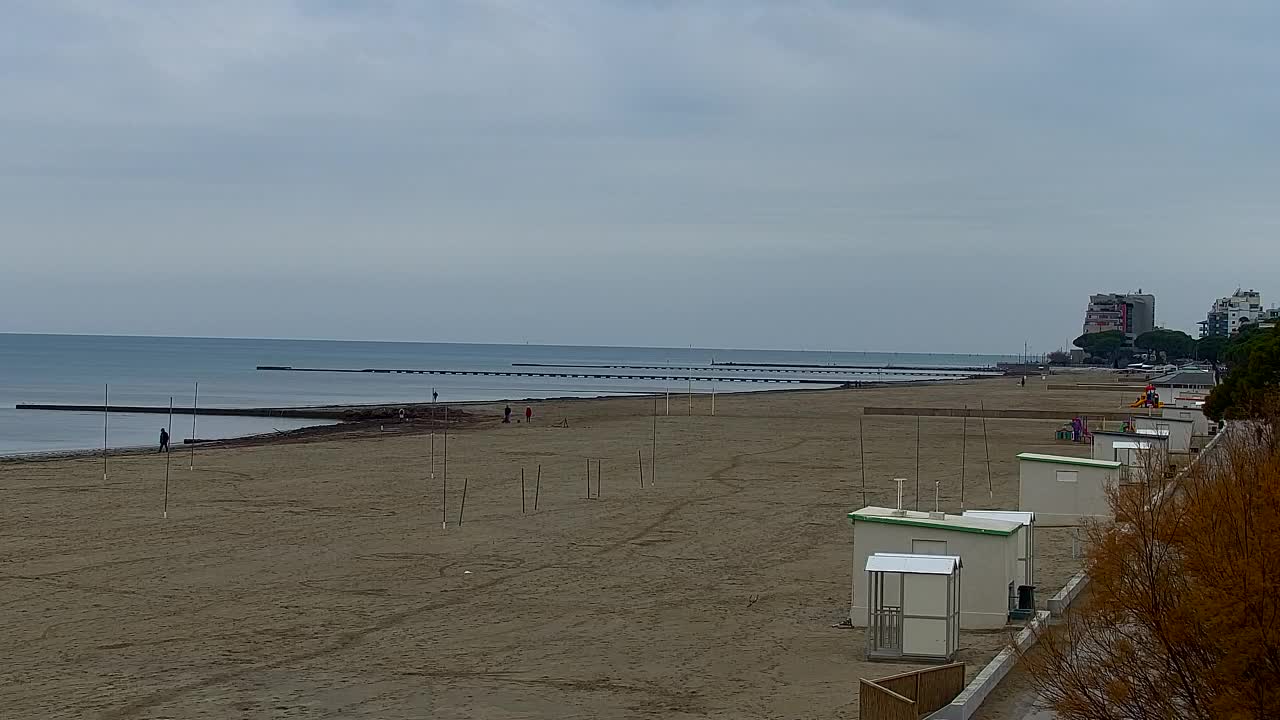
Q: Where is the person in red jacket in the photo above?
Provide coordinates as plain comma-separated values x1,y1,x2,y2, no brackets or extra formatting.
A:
525,406,532,422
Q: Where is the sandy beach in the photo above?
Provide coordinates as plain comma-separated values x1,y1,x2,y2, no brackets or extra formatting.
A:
0,376,1127,718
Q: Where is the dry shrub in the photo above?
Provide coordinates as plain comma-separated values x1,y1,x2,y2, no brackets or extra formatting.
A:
1026,420,1280,719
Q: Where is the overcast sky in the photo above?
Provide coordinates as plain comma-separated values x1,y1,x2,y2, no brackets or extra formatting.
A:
2,1,1277,354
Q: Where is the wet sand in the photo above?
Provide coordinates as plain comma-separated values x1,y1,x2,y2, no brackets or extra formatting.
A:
0,376,1127,718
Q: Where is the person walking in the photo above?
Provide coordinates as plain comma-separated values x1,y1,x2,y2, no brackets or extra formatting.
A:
503,404,512,423
159,427,170,453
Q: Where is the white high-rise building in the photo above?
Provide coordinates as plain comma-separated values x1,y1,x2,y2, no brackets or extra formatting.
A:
1199,289,1263,337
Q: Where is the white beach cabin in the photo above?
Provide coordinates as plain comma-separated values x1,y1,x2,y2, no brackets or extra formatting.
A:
963,510,1034,591
1092,431,1168,475
1162,406,1212,437
849,506,1022,630
864,553,962,663
1134,415,1194,453
1017,453,1124,527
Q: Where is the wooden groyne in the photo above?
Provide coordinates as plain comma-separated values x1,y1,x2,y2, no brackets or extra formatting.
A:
709,361,1000,374
514,362,993,376
1047,384,1148,392
15,403,468,422
863,406,1138,421
16,403,341,419
257,365,862,385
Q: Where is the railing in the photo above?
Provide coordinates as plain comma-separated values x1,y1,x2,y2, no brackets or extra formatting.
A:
868,606,901,652
860,663,967,720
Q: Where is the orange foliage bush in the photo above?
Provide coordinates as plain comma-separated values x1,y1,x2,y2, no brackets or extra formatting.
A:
1027,421,1280,719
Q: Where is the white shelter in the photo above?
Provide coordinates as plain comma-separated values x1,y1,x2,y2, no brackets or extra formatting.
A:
1163,406,1212,436
864,553,962,663
1134,415,1194,452
849,507,1021,629
963,510,1034,590
1092,430,1168,468
1017,453,1124,527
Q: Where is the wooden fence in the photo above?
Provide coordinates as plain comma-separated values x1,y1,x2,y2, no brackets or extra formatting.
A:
859,663,966,720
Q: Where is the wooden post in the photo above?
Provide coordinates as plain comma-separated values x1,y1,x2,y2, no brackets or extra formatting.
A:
521,468,526,514
534,464,541,511
458,478,469,526
163,396,173,518
585,458,591,498
597,458,602,497
430,431,435,479
711,381,716,416
687,377,692,415
638,448,644,487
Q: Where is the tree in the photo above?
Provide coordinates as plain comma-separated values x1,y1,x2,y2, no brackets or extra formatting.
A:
1025,422,1280,719
1047,350,1073,364
1204,324,1280,421
1074,331,1126,361
1135,329,1196,362
1195,335,1229,364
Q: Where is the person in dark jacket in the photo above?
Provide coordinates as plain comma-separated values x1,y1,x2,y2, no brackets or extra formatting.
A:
159,428,170,453
503,404,512,423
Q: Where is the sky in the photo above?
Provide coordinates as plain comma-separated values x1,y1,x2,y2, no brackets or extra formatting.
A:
2,1,1278,355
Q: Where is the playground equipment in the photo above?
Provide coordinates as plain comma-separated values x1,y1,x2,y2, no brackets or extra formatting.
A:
1129,385,1163,409
1057,416,1094,443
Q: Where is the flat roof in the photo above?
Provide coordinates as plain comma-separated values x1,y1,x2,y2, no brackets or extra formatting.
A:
1016,452,1123,470
849,506,1020,536
1093,430,1168,442
963,510,1034,526
1141,415,1195,424
866,552,962,575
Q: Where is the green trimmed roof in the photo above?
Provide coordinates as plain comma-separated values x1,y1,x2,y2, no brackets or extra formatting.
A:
1017,452,1123,469
848,507,1018,536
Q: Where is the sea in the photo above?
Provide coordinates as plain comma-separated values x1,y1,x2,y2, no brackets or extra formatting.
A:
0,334,1018,456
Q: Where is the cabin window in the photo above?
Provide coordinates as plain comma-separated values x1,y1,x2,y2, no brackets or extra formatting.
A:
1056,470,1079,483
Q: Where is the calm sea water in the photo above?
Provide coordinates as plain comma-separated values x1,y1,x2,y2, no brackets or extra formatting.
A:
0,334,1015,455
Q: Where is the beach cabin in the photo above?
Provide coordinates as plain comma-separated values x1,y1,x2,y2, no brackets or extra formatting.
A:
1134,415,1194,453
849,507,1022,630
963,510,1034,590
1152,369,1215,408
1163,406,1212,436
1017,453,1124,527
864,553,962,663
1092,430,1168,472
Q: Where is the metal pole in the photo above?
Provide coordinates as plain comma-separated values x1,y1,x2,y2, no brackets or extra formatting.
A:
103,384,109,480
980,401,993,498
859,415,866,507
442,405,448,529
585,458,591,498
711,381,716,416
521,468,526,514
687,377,692,415
458,478,468,526
960,407,968,510
651,396,658,486
189,381,198,470
164,396,173,518
534,464,541,511
915,416,921,510
638,448,644,487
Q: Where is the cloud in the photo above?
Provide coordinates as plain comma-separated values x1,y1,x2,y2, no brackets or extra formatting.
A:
1,1,1278,351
